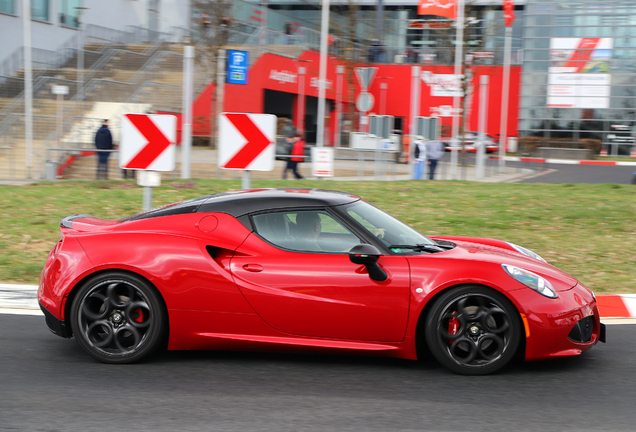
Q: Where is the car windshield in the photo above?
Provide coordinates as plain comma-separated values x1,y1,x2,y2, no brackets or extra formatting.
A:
342,201,437,252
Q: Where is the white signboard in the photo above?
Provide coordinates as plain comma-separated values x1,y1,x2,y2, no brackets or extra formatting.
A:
120,114,177,171
421,71,463,97
547,38,613,109
311,147,334,177
349,132,400,152
218,113,276,171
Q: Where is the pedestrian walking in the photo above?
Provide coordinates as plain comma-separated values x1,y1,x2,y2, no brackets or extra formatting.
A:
282,133,305,180
284,21,293,44
281,118,296,139
413,139,426,179
94,119,113,180
426,139,445,180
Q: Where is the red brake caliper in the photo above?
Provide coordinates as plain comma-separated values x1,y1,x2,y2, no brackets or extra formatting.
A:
132,308,145,323
449,313,459,342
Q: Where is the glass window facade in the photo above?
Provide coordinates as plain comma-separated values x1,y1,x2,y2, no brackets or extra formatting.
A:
32,0,49,21
0,0,14,15
520,0,636,143
59,0,82,27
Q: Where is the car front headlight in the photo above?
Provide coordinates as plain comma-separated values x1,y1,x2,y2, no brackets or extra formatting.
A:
506,242,546,263
502,264,558,299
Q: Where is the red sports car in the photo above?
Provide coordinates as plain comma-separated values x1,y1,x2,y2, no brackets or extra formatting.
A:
38,188,605,375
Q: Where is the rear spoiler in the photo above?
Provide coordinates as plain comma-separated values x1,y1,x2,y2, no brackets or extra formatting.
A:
60,214,93,229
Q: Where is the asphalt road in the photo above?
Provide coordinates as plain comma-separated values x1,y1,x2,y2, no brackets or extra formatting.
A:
1,314,634,432
520,163,636,184
441,153,636,184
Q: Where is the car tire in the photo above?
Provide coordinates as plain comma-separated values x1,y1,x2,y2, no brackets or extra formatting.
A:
70,272,167,364
425,285,521,375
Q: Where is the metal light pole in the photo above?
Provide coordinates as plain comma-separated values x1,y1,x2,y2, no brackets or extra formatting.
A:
216,49,226,179
376,0,384,41
450,0,465,180
476,75,489,179
261,0,268,43
409,66,421,178
297,66,306,136
75,7,88,106
23,0,34,178
181,46,194,179
380,83,387,115
335,65,344,147
316,0,330,148
499,24,513,173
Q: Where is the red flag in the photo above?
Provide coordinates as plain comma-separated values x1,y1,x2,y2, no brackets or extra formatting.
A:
418,0,457,20
503,0,516,27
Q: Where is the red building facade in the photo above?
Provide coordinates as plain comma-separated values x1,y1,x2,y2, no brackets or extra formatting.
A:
190,50,521,145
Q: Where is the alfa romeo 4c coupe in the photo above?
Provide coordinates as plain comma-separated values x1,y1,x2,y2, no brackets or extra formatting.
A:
38,188,605,375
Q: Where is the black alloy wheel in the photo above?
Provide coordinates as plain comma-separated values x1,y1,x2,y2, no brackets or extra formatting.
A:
425,285,521,375
70,272,167,364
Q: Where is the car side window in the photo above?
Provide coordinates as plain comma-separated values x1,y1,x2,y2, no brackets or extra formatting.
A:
253,211,362,253
252,213,296,249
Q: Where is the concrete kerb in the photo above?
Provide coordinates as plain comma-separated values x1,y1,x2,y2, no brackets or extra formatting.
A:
1,283,634,321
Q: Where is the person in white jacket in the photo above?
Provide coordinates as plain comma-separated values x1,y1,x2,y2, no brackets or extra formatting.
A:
413,139,427,179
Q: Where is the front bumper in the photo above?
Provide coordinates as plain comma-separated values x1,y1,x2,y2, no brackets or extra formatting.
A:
508,282,604,361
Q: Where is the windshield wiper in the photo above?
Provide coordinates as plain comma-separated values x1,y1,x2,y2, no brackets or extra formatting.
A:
389,243,446,252
431,240,455,249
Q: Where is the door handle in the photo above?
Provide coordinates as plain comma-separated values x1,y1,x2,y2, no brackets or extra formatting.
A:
243,264,264,272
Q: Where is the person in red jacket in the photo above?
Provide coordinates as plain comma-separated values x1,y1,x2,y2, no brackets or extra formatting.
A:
283,133,305,179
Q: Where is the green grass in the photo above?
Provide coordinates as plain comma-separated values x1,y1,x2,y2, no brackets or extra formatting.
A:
1,179,635,294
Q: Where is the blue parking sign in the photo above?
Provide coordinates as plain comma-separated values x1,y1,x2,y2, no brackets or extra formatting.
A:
227,50,249,85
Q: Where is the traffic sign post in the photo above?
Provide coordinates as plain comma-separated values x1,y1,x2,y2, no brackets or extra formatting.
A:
355,67,378,132
120,113,177,211
218,113,277,188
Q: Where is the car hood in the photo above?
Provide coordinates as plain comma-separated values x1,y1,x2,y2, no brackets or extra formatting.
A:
427,236,578,291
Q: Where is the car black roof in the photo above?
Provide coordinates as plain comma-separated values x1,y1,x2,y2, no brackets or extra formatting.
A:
120,188,361,222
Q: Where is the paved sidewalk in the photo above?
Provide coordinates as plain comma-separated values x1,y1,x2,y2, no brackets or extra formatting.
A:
1,149,537,184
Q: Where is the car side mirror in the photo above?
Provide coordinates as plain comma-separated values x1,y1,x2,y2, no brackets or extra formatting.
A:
349,244,387,282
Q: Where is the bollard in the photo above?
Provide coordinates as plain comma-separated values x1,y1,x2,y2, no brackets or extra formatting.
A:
45,160,58,180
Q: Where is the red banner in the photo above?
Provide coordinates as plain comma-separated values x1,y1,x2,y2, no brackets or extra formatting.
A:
503,0,516,27
418,0,457,20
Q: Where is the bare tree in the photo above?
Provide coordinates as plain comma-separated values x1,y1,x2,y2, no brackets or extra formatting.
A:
424,1,502,166
192,0,233,147
329,1,371,144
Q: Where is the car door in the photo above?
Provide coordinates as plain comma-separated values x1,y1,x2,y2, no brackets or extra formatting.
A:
230,210,411,342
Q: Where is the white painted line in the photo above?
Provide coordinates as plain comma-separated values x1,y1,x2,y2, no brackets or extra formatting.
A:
0,307,43,316
602,317,636,325
0,284,39,289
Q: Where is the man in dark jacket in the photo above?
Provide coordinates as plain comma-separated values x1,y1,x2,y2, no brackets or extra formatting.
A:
94,119,113,179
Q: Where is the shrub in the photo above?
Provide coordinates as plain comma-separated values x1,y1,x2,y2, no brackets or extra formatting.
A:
518,137,602,155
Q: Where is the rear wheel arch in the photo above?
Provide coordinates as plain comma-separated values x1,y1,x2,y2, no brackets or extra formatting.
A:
63,269,169,342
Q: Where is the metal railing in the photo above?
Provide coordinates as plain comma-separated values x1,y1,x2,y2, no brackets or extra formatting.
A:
40,146,409,182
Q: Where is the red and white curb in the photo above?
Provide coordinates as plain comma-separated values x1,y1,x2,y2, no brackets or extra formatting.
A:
491,156,636,166
1,284,634,323
596,295,636,318
0,284,41,316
